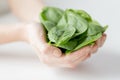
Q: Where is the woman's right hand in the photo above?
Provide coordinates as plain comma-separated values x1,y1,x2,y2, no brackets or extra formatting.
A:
23,22,106,68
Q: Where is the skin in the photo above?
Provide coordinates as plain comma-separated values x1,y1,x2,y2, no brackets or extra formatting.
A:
0,0,107,68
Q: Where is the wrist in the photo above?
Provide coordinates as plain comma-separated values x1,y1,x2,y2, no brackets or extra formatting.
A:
13,23,27,42
0,23,28,44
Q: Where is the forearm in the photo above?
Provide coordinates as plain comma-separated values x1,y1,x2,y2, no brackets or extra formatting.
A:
8,0,44,22
0,24,26,44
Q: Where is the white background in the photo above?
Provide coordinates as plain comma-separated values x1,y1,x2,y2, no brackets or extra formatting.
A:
0,0,120,80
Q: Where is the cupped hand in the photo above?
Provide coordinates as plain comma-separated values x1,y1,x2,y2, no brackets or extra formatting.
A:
23,22,107,68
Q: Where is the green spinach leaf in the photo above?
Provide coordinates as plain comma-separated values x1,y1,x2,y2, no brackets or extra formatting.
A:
40,7,108,54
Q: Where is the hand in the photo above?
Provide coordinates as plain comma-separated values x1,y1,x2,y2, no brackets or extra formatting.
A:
91,34,107,54
23,22,107,68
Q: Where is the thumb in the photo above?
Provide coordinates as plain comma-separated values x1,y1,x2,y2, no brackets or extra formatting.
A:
52,49,62,57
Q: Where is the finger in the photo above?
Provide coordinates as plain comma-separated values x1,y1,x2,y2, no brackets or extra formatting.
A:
41,44,62,57
96,37,102,47
48,45,62,57
52,49,63,57
31,44,62,67
100,34,107,47
96,38,102,47
74,53,91,66
82,53,91,61
91,44,98,54
96,34,107,47
62,53,91,68
56,52,91,68
56,46,91,68
66,46,91,62
46,46,62,57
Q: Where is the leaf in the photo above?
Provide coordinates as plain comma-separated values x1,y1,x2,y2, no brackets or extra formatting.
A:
56,26,76,45
76,10,92,22
48,24,76,44
66,10,88,36
73,33,102,51
42,21,56,31
87,21,104,36
48,27,63,43
40,7,64,31
40,7,108,54
57,39,78,50
103,25,108,32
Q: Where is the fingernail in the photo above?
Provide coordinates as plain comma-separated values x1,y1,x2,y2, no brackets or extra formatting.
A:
53,50,61,57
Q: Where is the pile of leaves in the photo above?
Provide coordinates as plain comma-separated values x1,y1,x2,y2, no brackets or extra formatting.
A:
40,7,108,54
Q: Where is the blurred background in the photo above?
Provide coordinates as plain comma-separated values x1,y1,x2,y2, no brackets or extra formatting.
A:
0,0,120,80
0,0,9,14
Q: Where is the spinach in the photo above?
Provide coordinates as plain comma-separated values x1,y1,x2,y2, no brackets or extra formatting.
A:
74,33,102,51
76,10,92,22
40,7,108,54
40,7,64,31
